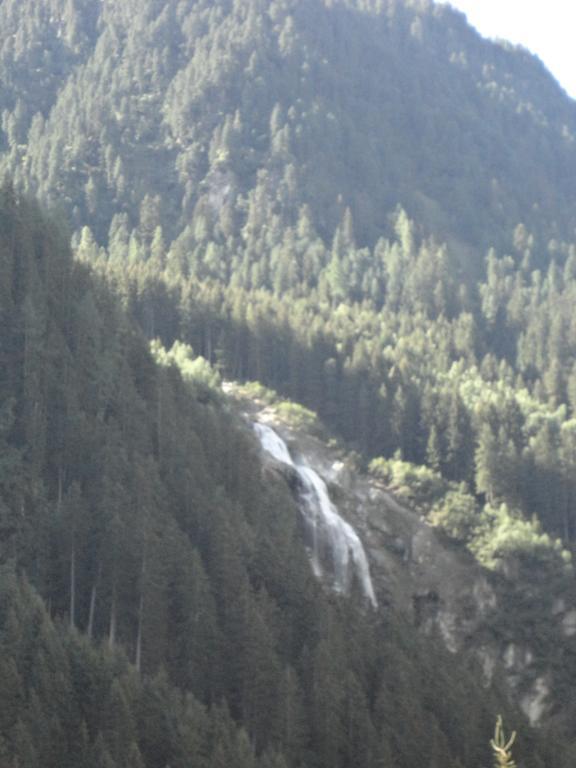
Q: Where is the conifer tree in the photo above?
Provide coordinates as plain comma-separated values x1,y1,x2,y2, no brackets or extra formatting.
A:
490,717,516,768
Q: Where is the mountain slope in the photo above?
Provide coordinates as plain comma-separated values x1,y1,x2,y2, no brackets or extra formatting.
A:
3,0,576,762
235,386,576,733
1,0,576,256
5,183,564,768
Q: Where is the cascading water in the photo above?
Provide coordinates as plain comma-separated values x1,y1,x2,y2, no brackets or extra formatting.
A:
254,422,377,607
254,422,295,467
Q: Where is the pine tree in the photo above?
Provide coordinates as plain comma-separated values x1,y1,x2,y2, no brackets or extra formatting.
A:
490,717,516,768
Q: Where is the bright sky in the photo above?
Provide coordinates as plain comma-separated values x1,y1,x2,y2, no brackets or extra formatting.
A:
439,0,576,99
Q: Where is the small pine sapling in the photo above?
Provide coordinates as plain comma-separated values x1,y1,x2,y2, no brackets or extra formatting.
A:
490,716,517,768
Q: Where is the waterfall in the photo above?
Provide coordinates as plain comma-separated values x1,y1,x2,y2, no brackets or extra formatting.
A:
253,422,295,467
254,422,377,607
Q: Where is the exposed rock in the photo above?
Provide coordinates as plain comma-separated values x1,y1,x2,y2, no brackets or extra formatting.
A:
231,389,576,728
329,460,355,491
384,536,409,559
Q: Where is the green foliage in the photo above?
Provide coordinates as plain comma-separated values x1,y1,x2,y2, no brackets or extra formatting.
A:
151,338,221,398
469,504,571,574
5,0,576,562
231,381,279,406
369,455,449,507
274,401,320,432
4,184,558,768
371,451,572,582
429,488,480,544
3,0,576,256
4,0,576,761
231,381,322,433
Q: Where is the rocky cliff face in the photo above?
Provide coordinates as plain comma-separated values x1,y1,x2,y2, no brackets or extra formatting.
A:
233,391,576,730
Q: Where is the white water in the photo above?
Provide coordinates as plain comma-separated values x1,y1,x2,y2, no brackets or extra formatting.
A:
254,422,377,607
253,422,296,467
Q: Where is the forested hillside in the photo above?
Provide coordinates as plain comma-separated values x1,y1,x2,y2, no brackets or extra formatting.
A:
3,0,576,556
3,183,561,768
4,0,576,763
1,0,576,254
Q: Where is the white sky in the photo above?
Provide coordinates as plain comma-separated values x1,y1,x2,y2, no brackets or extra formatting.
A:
439,0,576,99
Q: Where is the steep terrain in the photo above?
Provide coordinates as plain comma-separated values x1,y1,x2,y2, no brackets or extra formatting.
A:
6,0,573,569
3,0,576,763
230,383,576,734
1,0,576,254
5,183,566,768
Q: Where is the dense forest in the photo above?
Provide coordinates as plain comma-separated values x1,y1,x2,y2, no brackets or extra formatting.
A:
1,0,576,253
3,0,576,556
3,0,576,764
2,182,553,768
